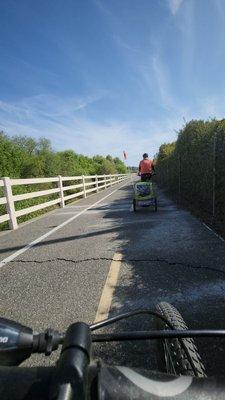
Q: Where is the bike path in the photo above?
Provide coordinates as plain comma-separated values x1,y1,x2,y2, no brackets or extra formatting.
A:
0,179,225,374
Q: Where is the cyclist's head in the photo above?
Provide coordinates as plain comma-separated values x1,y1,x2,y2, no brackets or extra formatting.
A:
143,153,148,159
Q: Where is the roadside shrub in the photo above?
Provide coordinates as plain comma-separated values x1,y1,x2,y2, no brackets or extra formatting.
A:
156,119,225,220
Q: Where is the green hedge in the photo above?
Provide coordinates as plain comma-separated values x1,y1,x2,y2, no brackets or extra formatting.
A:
156,119,225,221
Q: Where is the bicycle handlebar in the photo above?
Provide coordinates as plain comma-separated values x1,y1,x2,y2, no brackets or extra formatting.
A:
1,315,225,399
0,365,225,400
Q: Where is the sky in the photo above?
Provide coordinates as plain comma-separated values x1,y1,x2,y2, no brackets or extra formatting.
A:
0,0,225,165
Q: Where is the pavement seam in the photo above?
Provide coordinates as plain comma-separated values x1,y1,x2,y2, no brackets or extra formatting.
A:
7,257,225,276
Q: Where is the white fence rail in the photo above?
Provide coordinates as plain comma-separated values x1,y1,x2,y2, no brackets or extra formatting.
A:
0,174,129,230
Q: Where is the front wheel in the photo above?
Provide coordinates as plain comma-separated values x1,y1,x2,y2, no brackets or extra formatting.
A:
155,302,206,377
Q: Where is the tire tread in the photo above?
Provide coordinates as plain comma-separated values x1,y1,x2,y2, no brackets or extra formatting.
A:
156,302,206,377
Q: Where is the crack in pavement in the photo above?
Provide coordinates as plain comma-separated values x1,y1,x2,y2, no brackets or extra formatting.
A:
5,256,225,276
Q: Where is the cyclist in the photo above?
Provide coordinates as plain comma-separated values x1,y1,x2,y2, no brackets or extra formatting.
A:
139,153,154,181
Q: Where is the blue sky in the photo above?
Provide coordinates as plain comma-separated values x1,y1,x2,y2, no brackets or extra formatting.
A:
0,0,225,165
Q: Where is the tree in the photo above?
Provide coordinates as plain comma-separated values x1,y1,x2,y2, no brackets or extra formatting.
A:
0,132,26,177
11,136,37,155
113,157,127,173
96,159,117,175
106,155,114,163
37,137,52,154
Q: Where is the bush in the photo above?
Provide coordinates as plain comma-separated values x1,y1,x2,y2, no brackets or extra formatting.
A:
156,119,225,220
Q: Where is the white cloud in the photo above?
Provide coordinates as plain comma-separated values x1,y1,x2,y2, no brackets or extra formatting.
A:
0,94,181,165
0,93,103,118
167,0,184,15
0,87,178,165
151,55,175,111
6,87,220,164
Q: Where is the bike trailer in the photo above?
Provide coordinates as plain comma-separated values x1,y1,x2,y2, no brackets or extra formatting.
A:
133,181,157,211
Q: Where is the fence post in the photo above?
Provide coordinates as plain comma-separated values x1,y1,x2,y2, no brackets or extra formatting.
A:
104,175,107,189
3,177,18,230
58,175,65,208
95,175,99,192
82,175,87,198
110,175,113,186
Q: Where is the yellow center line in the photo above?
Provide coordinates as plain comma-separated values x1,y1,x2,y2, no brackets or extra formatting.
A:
94,252,123,322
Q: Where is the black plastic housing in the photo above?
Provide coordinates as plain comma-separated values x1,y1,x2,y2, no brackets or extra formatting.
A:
0,318,33,366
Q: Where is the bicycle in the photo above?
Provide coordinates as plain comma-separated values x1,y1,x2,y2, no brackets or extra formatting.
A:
0,301,225,399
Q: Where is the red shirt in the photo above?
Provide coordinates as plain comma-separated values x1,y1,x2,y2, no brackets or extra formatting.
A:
139,159,154,174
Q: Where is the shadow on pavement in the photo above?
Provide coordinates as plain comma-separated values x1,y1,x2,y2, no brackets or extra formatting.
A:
93,184,225,376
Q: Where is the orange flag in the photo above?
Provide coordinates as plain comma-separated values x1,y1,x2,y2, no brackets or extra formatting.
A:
123,150,128,160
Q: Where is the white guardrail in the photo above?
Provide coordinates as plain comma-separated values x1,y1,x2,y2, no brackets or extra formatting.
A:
0,174,130,230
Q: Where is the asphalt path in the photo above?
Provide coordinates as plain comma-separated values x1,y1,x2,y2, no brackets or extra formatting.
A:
0,178,225,375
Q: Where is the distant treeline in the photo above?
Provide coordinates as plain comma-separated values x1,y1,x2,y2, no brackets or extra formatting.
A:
0,131,127,178
0,131,128,229
156,119,225,224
